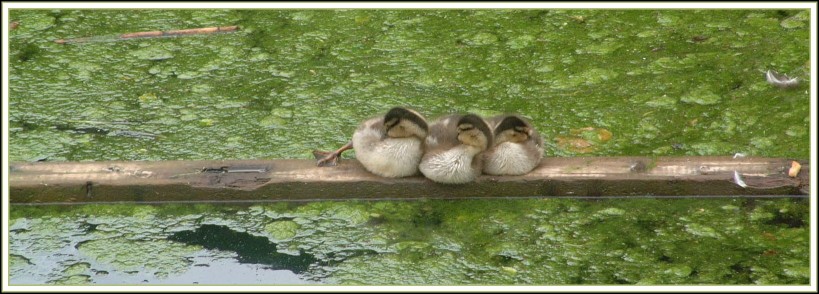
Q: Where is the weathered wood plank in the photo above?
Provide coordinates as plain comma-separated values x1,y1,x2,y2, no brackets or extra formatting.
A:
8,156,809,203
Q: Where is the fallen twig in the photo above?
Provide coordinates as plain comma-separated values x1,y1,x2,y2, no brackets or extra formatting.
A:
55,25,239,44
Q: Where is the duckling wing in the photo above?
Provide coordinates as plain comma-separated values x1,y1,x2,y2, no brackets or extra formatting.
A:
351,117,387,152
424,114,461,151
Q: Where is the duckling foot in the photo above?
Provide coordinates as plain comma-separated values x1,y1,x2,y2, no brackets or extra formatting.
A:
313,142,353,167
312,150,340,167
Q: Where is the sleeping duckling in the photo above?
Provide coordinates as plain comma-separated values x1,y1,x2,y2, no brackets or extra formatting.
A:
419,114,493,184
312,107,428,178
482,115,544,176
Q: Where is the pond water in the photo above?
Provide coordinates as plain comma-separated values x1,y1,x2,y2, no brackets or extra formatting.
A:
8,198,811,285
5,8,812,285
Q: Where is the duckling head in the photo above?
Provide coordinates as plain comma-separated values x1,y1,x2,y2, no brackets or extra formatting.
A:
494,115,533,144
456,114,493,150
384,107,428,139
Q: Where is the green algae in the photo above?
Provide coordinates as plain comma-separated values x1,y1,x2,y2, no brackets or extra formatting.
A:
680,88,722,106
7,9,810,161
264,220,300,241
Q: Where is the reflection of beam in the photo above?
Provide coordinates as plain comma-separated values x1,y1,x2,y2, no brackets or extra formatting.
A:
8,157,809,204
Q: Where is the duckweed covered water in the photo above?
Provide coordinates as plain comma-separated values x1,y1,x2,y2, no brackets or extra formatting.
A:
7,9,810,160
6,8,812,285
8,198,810,285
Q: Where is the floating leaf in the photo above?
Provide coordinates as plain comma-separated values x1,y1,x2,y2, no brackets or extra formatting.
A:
555,136,594,153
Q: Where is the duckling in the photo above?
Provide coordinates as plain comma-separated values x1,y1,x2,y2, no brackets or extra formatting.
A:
419,114,493,184
482,115,544,176
312,107,428,178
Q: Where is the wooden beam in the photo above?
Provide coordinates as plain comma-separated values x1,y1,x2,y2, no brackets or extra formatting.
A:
8,157,809,204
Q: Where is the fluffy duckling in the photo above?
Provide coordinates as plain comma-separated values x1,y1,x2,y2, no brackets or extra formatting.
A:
312,107,428,178
482,115,544,176
419,114,493,184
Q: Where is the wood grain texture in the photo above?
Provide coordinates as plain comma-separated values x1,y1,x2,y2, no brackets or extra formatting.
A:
8,157,809,203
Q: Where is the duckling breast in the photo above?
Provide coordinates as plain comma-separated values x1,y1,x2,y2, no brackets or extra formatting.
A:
484,142,542,175
419,146,482,184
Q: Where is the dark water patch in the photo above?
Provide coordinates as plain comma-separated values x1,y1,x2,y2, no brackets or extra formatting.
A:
726,263,753,284
78,222,99,233
323,249,380,263
767,210,806,228
168,224,318,274
108,130,158,139
410,203,444,228
15,43,40,62
55,124,110,135
10,254,34,266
